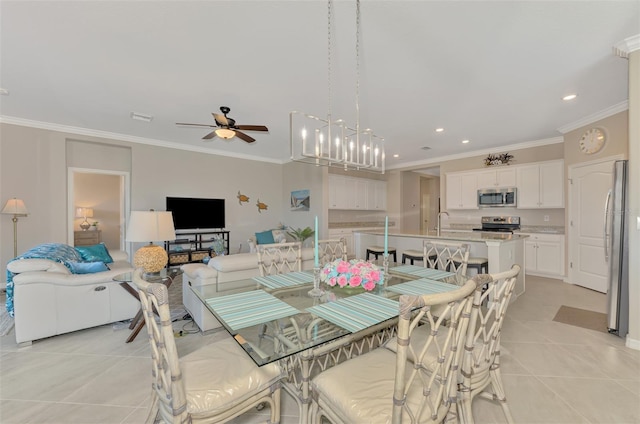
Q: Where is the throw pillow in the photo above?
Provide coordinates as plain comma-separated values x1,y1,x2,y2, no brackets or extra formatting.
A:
69,261,109,274
255,230,275,245
75,243,114,264
272,229,287,243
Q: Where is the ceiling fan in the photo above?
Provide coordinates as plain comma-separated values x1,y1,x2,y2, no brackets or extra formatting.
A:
176,106,268,143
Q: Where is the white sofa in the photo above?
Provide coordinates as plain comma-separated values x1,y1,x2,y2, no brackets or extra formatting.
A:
8,250,138,345
181,248,315,332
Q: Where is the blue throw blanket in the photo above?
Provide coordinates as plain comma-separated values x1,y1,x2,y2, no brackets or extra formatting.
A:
5,243,81,318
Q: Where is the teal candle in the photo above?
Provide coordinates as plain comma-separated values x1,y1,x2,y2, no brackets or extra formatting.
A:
384,216,388,255
314,216,319,267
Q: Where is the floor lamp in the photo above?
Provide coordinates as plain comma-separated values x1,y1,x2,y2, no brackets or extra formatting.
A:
1,198,29,258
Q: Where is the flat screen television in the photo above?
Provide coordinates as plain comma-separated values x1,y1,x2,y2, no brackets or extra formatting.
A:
166,197,225,230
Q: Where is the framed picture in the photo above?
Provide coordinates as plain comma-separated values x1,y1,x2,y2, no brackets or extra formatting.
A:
290,189,310,211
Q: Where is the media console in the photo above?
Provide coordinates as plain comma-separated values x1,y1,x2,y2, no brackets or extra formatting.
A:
164,230,230,268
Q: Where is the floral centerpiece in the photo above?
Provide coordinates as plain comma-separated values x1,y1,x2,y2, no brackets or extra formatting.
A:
320,259,383,291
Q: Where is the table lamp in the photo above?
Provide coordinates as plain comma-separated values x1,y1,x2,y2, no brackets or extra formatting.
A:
126,210,176,274
1,197,29,258
75,207,94,231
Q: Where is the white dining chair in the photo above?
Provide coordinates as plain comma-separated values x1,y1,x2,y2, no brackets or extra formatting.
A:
423,240,470,274
309,279,477,423
131,269,285,424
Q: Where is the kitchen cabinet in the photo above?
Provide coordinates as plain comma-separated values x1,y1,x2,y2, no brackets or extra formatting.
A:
445,172,478,210
476,167,516,189
521,232,564,278
516,160,564,208
328,175,386,210
367,180,387,210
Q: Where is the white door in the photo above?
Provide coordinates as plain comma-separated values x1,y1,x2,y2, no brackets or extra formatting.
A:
568,160,615,292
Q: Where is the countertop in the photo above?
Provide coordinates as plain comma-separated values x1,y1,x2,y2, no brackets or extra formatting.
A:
446,223,564,235
353,230,529,243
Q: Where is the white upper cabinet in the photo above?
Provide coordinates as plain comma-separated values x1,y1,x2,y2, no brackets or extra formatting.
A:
516,160,564,208
476,167,517,189
446,172,478,210
328,175,387,210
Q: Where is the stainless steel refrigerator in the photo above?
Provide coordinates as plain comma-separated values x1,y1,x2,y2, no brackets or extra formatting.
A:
605,160,629,337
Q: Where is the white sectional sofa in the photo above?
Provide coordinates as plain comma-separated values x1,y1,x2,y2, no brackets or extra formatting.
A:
8,249,138,345
181,248,315,332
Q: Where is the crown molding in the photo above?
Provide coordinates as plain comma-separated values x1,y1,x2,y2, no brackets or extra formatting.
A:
556,101,629,134
387,136,564,171
0,116,284,164
613,34,640,58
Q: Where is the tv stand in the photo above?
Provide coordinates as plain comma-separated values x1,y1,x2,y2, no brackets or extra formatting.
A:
164,230,230,268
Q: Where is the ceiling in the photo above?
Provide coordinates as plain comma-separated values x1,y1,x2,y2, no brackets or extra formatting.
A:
1,1,639,171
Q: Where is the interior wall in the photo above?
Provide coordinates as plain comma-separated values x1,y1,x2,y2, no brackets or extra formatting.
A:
281,162,326,238
73,173,121,249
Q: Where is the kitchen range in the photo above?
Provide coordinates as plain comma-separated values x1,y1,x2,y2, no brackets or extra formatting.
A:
473,216,521,233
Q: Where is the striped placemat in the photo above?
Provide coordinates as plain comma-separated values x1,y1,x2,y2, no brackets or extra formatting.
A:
306,293,399,333
206,291,300,331
386,278,457,296
390,264,455,280
253,271,314,289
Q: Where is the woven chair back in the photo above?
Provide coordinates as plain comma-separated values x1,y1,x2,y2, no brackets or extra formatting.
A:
131,269,189,424
257,241,303,276
316,238,348,263
423,240,470,275
391,279,476,423
458,265,520,422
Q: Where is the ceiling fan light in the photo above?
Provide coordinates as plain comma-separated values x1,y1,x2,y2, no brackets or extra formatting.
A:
215,128,236,139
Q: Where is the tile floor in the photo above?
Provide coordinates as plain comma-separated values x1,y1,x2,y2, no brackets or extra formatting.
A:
1,275,639,423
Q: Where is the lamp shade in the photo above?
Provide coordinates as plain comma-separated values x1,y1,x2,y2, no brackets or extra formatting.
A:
2,198,29,216
126,211,176,242
75,207,94,218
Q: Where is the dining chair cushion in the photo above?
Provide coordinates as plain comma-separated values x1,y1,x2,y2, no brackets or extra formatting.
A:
311,348,425,424
180,337,283,416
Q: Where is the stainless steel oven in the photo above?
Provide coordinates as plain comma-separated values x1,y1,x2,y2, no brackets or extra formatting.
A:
477,187,517,208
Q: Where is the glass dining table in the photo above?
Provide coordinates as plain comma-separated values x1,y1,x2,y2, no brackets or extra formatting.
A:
188,263,467,421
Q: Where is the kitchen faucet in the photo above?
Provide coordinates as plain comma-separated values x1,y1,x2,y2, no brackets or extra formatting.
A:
437,212,449,236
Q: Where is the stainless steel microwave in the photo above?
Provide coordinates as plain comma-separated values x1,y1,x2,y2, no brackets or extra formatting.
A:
477,187,517,208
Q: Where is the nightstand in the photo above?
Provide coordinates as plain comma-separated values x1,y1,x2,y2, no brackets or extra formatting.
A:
74,230,102,246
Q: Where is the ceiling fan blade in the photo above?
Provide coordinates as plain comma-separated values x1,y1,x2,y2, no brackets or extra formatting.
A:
202,130,218,140
234,131,255,143
235,125,269,132
213,113,228,126
176,123,216,128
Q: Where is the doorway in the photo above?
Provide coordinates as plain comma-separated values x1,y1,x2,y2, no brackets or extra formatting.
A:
68,168,130,251
419,173,440,234
568,156,622,293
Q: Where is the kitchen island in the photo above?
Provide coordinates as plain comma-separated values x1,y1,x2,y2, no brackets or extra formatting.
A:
353,230,527,297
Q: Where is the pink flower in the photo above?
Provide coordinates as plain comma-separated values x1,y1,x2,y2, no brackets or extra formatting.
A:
336,261,351,274
349,275,362,287
337,275,348,287
367,270,381,282
363,280,376,291
328,277,337,286
323,268,331,276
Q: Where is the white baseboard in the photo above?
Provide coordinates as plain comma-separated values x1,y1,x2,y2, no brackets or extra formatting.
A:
626,335,640,351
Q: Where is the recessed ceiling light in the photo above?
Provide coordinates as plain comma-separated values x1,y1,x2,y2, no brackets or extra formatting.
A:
462,139,470,144
435,128,444,133
562,94,577,101
0,88,9,96
393,154,399,158
421,146,431,151
130,112,153,122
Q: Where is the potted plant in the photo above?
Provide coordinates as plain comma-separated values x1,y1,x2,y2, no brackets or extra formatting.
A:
287,226,315,246
90,221,99,231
